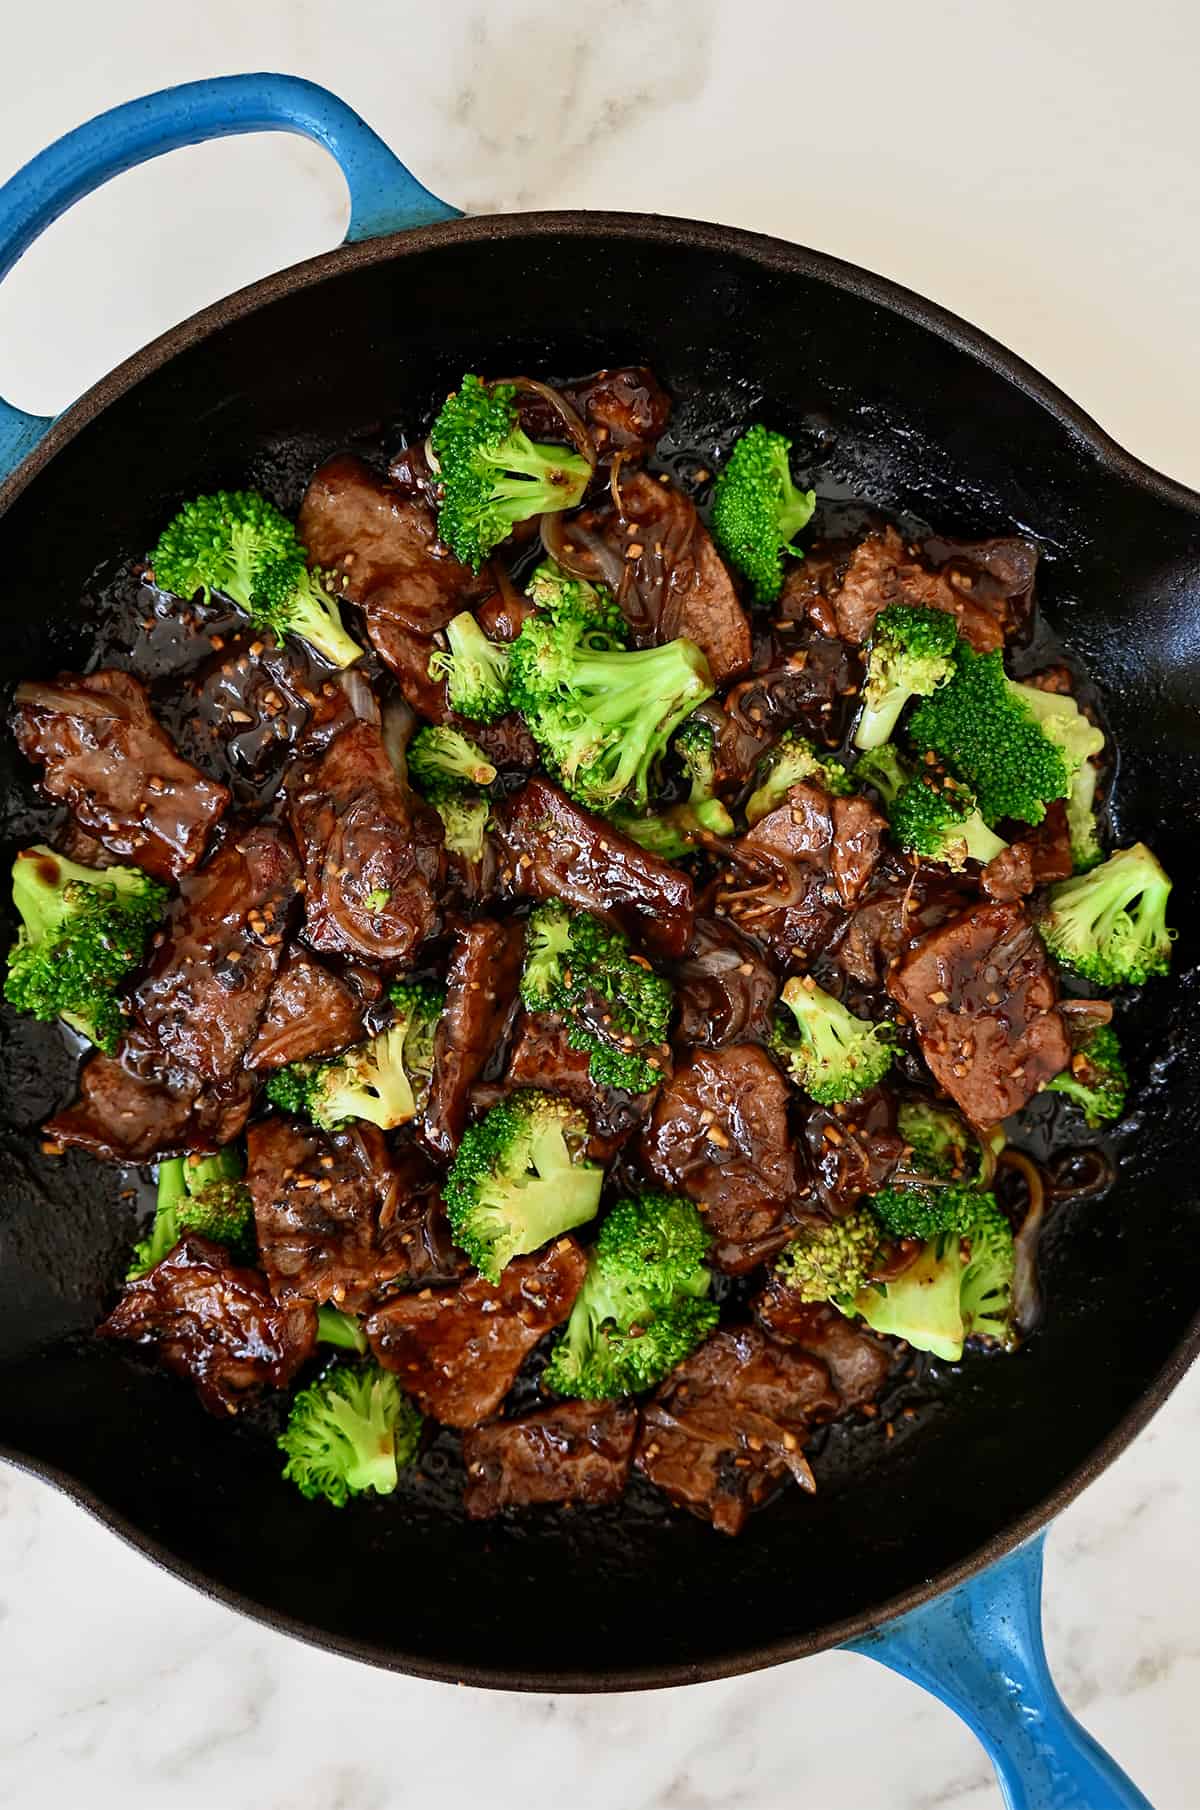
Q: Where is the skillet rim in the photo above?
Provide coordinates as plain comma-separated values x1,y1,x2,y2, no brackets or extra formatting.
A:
2,207,1198,1689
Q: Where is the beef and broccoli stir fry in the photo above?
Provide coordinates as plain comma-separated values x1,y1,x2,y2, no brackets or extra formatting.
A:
4,365,1175,1535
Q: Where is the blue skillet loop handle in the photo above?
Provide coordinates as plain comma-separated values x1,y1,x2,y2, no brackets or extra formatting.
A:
0,72,461,483
847,1533,1153,1810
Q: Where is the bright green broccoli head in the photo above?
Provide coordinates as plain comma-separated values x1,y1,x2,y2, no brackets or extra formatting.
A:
775,1206,885,1304
508,604,714,813
745,729,853,826
852,742,912,810
519,903,672,1095
129,1149,252,1278
772,976,895,1104
279,1361,422,1508
267,987,443,1133
848,1194,1016,1360
526,559,626,642
873,1180,999,1242
1043,1024,1128,1126
443,1090,603,1283
407,724,497,796
710,424,817,604
889,770,1008,870
672,715,734,836
152,489,361,667
896,1099,998,1186
853,605,959,750
543,1191,718,1399
430,375,593,570
427,610,512,723
907,645,1072,827
5,846,166,1054
1040,843,1174,987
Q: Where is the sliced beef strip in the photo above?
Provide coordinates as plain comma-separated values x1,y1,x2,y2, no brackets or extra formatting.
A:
714,783,885,970
833,858,976,990
485,1010,662,1163
43,1039,257,1164
564,469,752,683
365,1238,588,1428
642,1046,801,1273
1014,798,1074,886
11,669,230,881
635,1326,838,1535
825,526,1035,653
131,823,300,1083
670,915,778,1050
288,719,441,964
888,901,1070,1126
519,366,671,463
494,777,694,960
462,1400,638,1518
422,918,525,1162
97,1234,316,1416
247,1117,460,1312
800,1086,906,1216
716,616,864,784
981,841,1035,902
244,950,365,1070
298,452,491,638
751,1291,891,1411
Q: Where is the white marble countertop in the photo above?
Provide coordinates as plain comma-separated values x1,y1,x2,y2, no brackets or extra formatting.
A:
1,4,1198,1807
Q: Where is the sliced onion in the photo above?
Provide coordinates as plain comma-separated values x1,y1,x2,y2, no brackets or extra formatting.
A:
337,668,380,726
1059,998,1114,1032
998,1149,1047,1337
540,509,626,589
494,375,596,470
1047,1146,1115,1201
13,680,133,722
380,691,416,780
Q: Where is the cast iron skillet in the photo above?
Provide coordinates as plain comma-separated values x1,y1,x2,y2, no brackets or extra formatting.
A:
1,75,1197,1806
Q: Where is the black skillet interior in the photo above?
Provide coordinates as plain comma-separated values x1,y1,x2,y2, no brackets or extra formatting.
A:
1,218,1198,1688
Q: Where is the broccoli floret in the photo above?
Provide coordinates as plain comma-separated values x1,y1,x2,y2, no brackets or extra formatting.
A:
873,1180,998,1241
526,559,626,642
431,375,592,570
5,846,166,1053
267,984,443,1130
889,770,1009,870
853,605,959,750
508,599,714,812
432,793,491,863
852,743,912,810
606,807,697,861
772,976,895,1104
151,489,362,668
129,1150,252,1278
1011,684,1106,868
443,1090,603,1283
907,646,1072,827
774,1206,885,1304
896,1099,998,1185
316,1306,368,1354
543,1191,719,1399
427,611,512,723
1066,756,1103,873
519,902,671,1095
1040,843,1174,987
673,716,734,836
745,730,853,826
849,1195,1016,1360
279,1361,421,1508
710,424,817,603
407,724,497,794
1043,1024,1128,1126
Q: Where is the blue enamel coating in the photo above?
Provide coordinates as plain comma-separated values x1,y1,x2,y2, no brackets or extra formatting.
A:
0,73,460,482
847,1534,1153,1809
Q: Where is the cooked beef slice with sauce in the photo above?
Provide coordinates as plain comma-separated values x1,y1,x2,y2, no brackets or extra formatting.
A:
751,1291,892,1411
802,526,1037,653
642,1045,801,1272
801,1086,906,1216
670,915,778,1050
888,901,1070,1126
247,1117,460,1311
422,918,525,1162
635,1326,838,1535
713,782,885,969
462,1400,638,1518
562,469,751,683
288,719,441,964
44,1038,257,1163
518,366,671,464
98,1234,316,1415
365,1238,588,1427
486,1009,662,1163
244,950,365,1070
716,619,864,784
131,823,300,1083
493,777,694,960
832,859,976,990
11,669,229,880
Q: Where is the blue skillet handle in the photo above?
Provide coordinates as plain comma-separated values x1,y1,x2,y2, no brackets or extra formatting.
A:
847,1533,1153,1810
0,72,461,483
